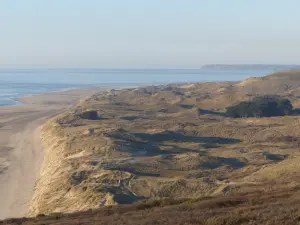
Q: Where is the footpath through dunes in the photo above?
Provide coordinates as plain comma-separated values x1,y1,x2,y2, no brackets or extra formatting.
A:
0,88,99,220
28,70,300,217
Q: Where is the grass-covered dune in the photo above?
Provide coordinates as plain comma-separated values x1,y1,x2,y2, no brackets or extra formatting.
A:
26,70,300,224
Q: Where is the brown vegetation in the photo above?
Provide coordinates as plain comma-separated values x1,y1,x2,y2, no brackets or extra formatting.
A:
3,186,300,224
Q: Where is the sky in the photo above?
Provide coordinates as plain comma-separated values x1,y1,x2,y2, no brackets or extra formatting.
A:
0,0,300,68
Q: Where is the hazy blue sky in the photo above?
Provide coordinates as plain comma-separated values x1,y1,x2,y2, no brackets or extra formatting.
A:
1,0,300,68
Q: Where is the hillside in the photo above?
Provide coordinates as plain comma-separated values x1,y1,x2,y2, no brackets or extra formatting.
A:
11,70,300,224
202,64,300,70
3,188,300,225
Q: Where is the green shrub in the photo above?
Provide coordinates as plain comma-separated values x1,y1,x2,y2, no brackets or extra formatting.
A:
226,96,293,118
263,152,288,161
80,110,99,120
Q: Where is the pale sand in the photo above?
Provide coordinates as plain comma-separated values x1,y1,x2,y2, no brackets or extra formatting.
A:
0,88,100,219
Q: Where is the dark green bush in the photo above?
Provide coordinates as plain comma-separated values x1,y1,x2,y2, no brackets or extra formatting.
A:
263,152,288,161
226,96,293,118
80,110,99,120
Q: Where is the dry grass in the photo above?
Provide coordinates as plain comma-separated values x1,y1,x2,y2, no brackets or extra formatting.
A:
25,70,300,223
4,187,300,224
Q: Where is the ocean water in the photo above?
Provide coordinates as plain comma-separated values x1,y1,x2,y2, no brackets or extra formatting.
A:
0,68,274,106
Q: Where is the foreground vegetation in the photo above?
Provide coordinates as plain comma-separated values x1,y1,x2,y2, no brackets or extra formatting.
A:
3,186,300,225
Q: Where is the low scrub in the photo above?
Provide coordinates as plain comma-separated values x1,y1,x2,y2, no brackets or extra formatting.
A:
263,152,288,161
226,96,293,118
136,198,186,210
80,110,99,120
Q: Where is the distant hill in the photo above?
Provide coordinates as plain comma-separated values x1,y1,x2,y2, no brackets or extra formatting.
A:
202,64,300,70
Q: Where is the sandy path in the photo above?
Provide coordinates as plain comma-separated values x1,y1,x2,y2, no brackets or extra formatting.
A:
0,88,99,220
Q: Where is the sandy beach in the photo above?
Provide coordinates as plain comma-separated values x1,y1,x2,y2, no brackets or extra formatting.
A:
0,88,99,219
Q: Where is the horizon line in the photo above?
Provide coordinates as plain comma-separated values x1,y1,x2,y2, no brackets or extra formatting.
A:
1,64,300,70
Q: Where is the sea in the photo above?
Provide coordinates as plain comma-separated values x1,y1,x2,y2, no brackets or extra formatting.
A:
0,68,275,106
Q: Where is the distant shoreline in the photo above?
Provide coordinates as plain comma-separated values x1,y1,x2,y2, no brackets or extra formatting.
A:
1,83,144,108
202,64,300,71
0,68,276,107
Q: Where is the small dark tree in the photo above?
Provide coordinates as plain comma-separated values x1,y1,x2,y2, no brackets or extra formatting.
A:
226,96,293,118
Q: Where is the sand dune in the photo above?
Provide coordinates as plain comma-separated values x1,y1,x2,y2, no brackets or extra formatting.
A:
26,71,300,216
